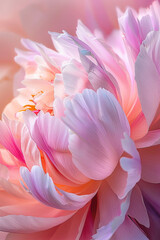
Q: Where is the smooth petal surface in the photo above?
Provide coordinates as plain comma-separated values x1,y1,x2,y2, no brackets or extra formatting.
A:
135,31,160,126
0,213,74,233
136,129,160,148
63,88,130,180
139,145,160,183
128,185,150,228
0,232,8,240
6,229,54,240
50,203,90,240
111,216,149,240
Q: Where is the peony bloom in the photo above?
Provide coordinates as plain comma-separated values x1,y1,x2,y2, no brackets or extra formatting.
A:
0,0,154,116
0,91,142,239
1,0,160,239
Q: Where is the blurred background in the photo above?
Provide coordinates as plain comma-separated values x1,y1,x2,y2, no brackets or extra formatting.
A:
0,0,154,116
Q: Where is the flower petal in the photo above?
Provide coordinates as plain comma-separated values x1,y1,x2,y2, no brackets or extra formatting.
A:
50,203,90,240
0,213,73,233
108,133,141,199
24,110,88,184
79,50,119,99
63,89,130,180
139,145,160,183
111,216,149,240
92,192,130,240
128,185,150,228
0,116,24,162
135,31,160,126
62,58,90,96
136,129,160,148
20,166,95,210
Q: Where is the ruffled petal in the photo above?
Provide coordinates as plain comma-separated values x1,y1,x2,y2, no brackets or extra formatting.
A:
63,88,130,180
62,58,90,96
24,110,88,184
20,166,95,210
92,192,130,240
108,133,141,199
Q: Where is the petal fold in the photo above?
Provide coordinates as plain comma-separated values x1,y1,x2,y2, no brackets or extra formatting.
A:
21,166,95,210
63,89,130,180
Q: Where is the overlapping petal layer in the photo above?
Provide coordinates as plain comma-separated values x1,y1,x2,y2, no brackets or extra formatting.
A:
1,1,160,239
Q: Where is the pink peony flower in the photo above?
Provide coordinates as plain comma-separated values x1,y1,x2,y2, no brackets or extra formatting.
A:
0,92,142,239
1,0,160,239
0,0,154,116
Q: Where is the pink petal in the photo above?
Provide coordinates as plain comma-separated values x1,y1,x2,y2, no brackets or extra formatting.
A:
0,163,9,180
112,216,148,240
139,14,154,40
96,181,126,228
108,133,141,199
54,74,65,99
62,59,90,96
139,145,160,183
77,31,134,116
128,185,150,228
135,31,160,126
53,98,65,119
139,181,160,239
0,115,41,169
63,89,130,180
0,232,8,240
24,110,88,184
0,213,74,233
0,181,75,222
0,116,24,162
92,192,130,240
130,111,148,141
21,125,41,170
118,8,141,58
50,203,90,240
80,206,94,240
20,166,95,210
139,180,160,216
136,129,160,148
49,31,79,60
6,229,54,240
79,50,119,99
0,177,29,200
